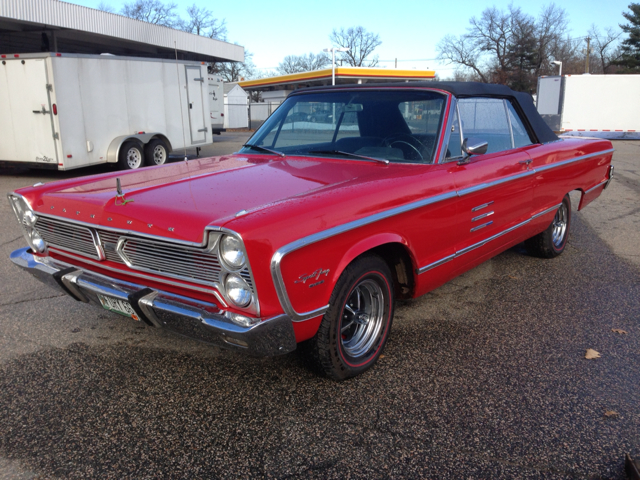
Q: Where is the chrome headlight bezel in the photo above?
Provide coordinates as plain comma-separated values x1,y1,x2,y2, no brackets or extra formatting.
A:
8,193,47,254
219,234,246,271
214,230,258,317
223,274,253,308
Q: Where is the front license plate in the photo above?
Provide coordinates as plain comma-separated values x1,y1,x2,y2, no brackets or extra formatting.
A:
98,294,139,321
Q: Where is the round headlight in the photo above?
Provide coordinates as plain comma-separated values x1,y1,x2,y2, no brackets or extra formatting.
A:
220,235,246,269
224,274,252,308
23,210,37,227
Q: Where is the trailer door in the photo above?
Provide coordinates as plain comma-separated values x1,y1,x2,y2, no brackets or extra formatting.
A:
185,66,207,144
0,58,59,166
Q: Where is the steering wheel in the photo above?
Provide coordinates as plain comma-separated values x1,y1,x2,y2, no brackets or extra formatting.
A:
381,133,429,162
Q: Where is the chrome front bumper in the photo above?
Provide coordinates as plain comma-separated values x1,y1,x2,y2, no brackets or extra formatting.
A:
10,247,297,356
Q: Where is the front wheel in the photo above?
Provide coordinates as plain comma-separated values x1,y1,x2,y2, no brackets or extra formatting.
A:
309,255,394,380
525,194,571,258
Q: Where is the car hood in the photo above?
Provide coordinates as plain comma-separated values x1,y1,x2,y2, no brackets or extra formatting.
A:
23,155,379,243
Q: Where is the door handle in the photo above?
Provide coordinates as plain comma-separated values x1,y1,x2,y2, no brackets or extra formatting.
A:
518,159,532,165
32,106,50,114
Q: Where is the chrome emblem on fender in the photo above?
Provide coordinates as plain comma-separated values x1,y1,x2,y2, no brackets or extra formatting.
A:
295,268,330,285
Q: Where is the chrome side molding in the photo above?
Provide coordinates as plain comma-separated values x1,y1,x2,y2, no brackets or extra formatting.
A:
417,203,562,274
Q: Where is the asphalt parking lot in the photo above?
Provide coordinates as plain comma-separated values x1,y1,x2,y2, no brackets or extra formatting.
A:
0,135,638,479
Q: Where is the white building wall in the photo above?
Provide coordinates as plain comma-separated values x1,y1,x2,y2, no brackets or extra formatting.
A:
223,85,248,129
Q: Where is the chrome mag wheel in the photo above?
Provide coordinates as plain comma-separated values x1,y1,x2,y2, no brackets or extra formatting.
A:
341,278,385,359
310,255,393,380
551,202,568,248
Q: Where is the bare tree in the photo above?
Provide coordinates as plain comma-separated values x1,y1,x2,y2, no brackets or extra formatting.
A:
276,52,331,74
277,56,300,75
588,25,622,73
437,3,571,91
545,34,583,75
210,50,257,82
329,26,382,67
532,4,568,74
96,2,116,13
120,0,178,27
179,4,227,40
438,35,488,82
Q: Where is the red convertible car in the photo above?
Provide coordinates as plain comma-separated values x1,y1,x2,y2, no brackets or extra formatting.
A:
9,82,614,380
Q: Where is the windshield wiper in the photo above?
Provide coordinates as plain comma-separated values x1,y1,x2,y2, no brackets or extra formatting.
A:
242,144,286,158
307,150,389,165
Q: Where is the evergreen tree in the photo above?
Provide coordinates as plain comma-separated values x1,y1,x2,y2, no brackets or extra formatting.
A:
615,3,640,72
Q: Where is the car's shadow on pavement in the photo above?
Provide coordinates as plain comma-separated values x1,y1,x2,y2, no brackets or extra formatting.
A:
0,214,638,479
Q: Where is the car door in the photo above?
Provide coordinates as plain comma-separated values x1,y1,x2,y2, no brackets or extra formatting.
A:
445,97,535,259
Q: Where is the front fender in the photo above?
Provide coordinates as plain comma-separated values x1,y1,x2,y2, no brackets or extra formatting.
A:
273,228,414,323
334,233,410,283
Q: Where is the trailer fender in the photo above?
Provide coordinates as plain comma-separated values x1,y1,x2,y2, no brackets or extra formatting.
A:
106,133,171,163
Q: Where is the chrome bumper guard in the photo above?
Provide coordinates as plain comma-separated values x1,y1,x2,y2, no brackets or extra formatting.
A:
604,164,614,190
10,247,297,356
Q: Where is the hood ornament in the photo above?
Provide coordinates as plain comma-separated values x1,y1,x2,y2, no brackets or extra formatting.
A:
115,178,134,206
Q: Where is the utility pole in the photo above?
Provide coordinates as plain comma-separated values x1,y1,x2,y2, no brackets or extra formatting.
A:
585,37,591,74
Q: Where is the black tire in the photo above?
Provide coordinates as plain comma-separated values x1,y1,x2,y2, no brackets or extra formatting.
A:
144,138,169,166
525,194,571,258
309,255,394,380
118,141,144,170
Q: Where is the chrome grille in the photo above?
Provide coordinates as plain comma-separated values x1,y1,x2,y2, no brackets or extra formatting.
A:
97,230,124,264
120,238,223,285
240,270,253,288
34,215,254,291
35,217,99,259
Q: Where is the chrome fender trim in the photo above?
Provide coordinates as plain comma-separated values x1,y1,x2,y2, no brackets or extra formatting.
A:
270,190,459,322
417,203,562,274
534,149,614,174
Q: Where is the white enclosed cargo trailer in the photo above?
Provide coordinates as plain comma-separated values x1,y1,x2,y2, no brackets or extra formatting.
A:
0,53,214,170
536,74,640,139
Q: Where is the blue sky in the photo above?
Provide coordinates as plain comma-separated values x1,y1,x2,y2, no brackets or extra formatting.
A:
75,0,629,77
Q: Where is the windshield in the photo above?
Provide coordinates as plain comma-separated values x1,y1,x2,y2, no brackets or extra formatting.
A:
241,90,447,164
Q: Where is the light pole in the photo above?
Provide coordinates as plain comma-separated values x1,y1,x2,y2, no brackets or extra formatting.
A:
551,60,562,76
323,47,350,85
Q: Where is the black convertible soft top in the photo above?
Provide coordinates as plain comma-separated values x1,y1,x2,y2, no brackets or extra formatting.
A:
293,81,559,145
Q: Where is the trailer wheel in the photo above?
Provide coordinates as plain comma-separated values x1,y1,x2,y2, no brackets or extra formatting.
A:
144,139,169,166
118,142,144,170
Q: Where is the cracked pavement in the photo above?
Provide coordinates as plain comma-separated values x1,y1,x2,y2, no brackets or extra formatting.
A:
0,136,638,479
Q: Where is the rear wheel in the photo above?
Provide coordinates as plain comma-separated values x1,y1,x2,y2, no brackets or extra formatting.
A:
144,139,169,166
525,194,571,258
118,141,144,170
309,255,394,380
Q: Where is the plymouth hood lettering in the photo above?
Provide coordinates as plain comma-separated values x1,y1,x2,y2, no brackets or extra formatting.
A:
28,155,379,242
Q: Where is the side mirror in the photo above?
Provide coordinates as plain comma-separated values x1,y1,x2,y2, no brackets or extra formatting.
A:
457,137,488,165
